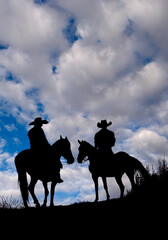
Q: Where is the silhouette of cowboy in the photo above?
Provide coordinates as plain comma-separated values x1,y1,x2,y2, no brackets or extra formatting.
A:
94,120,116,161
28,117,50,151
28,117,63,183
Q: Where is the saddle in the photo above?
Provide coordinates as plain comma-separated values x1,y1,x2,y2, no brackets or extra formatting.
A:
28,148,63,181
97,148,114,162
29,148,62,169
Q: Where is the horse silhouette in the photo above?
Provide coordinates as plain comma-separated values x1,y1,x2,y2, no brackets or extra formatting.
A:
77,140,149,202
15,136,74,207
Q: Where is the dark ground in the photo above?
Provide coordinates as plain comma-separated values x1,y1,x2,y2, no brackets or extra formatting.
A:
0,196,167,238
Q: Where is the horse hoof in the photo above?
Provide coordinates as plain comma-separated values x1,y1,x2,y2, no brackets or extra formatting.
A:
41,204,47,208
49,204,54,208
35,203,41,208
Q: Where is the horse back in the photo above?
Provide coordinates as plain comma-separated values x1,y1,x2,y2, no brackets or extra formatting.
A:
15,149,31,167
89,151,130,177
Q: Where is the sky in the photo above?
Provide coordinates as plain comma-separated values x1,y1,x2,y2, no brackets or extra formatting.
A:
0,0,168,206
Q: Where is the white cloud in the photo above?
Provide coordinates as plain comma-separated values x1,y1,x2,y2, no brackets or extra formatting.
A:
0,171,19,198
4,124,16,132
126,0,168,57
0,138,6,149
0,78,36,116
0,0,68,53
124,129,168,164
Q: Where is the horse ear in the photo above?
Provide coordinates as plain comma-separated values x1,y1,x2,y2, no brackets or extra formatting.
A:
65,136,68,140
60,135,63,139
78,140,81,144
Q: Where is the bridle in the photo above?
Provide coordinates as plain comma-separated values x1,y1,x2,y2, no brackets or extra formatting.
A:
83,156,89,163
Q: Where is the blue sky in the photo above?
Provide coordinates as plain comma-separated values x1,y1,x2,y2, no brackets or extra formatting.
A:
0,0,168,206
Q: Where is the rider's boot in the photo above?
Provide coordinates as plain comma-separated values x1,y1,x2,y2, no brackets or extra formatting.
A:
57,173,64,183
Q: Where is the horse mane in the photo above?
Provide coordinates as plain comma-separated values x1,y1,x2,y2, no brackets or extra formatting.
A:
51,137,70,152
82,140,92,147
51,139,60,149
82,141,97,154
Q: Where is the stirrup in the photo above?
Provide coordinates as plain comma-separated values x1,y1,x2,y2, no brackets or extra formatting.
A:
57,178,64,183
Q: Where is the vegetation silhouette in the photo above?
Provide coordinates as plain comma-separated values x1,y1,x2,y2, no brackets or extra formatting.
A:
126,158,168,202
15,136,74,208
77,140,149,201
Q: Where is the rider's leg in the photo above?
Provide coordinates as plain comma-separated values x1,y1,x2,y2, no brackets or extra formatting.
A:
57,172,64,183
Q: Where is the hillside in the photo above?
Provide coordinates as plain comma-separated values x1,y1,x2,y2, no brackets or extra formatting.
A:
0,196,167,237
0,160,168,236
0,193,167,238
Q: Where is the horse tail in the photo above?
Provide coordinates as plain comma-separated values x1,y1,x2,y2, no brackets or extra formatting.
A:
15,154,29,207
132,157,150,180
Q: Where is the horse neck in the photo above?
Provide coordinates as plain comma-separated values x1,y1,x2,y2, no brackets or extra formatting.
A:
86,143,96,160
51,140,62,158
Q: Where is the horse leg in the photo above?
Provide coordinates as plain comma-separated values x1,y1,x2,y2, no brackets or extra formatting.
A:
50,180,57,207
102,177,110,201
42,181,49,207
115,175,125,198
92,175,99,202
28,177,40,208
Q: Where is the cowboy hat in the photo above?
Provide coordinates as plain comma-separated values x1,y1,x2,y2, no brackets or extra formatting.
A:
97,120,112,128
29,117,49,126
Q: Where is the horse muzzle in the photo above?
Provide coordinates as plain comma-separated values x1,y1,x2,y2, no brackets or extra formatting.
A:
77,155,83,163
68,156,75,164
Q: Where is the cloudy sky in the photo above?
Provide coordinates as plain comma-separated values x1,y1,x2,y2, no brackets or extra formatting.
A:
0,0,168,206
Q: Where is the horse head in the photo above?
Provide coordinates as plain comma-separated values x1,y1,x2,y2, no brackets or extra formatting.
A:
77,140,92,163
58,136,74,164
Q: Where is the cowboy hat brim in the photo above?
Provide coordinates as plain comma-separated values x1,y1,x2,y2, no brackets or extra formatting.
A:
97,121,112,128
29,119,49,125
